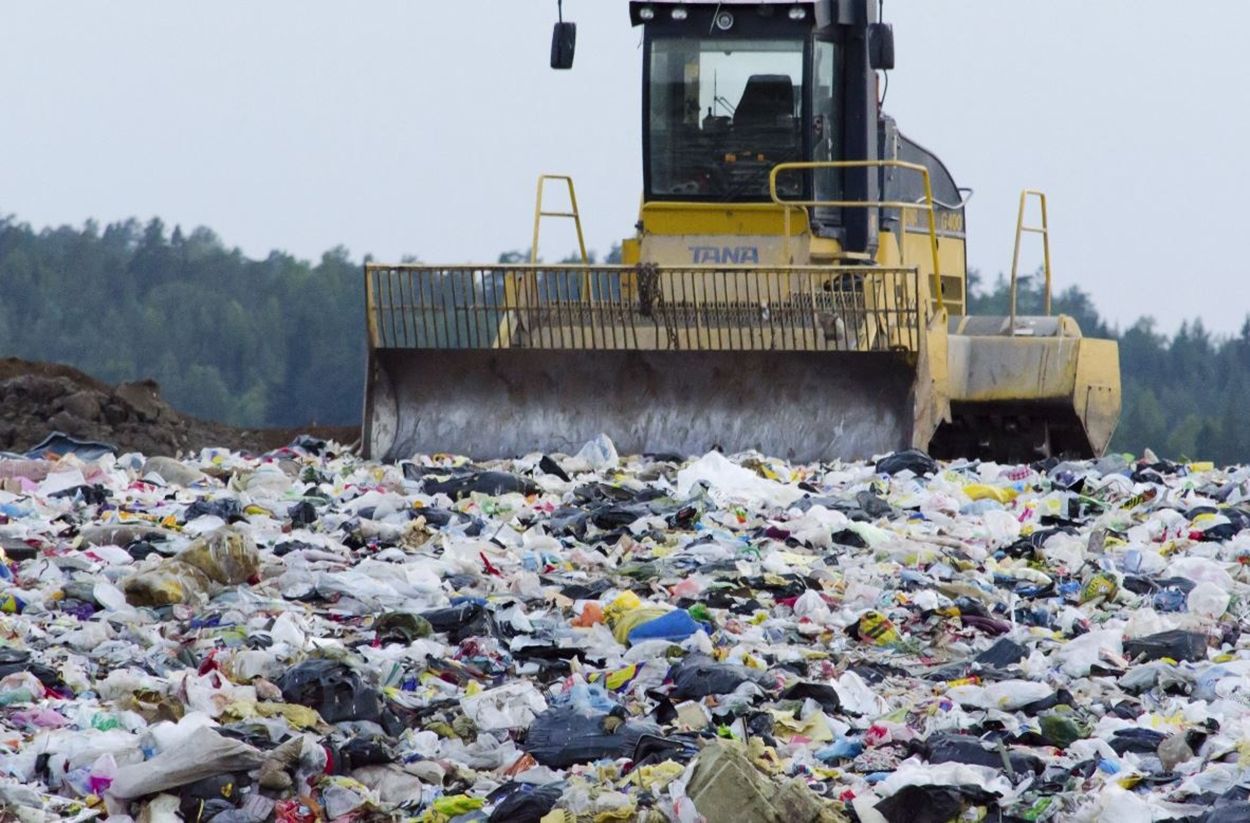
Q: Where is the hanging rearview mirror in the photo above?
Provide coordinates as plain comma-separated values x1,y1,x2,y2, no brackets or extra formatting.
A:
551,22,577,69
869,22,895,71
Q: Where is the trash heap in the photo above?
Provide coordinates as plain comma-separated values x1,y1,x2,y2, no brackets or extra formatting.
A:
1,435,1250,822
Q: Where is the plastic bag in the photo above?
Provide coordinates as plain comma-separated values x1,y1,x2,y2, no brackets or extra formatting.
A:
276,660,383,725
675,452,804,507
523,706,660,768
372,612,433,644
669,656,769,699
422,471,540,500
875,449,937,477
921,733,1043,776
974,638,1027,669
142,456,207,487
1123,629,1209,663
488,782,565,823
461,682,548,731
875,784,1000,823
122,526,258,607
108,726,265,799
573,433,619,472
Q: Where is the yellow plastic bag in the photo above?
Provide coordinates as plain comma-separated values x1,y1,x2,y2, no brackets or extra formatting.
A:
964,484,1018,504
611,607,670,645
122,526,259,607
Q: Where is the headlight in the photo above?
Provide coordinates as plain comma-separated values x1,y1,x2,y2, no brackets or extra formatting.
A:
638,6,655,20
714,10,734,30
671,7,688,20
788,7,807,20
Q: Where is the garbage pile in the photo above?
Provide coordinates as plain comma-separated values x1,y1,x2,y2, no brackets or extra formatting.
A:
1,434,1250,821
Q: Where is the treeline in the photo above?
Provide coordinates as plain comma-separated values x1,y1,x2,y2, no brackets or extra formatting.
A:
0,215,363,428
1,212,1248,462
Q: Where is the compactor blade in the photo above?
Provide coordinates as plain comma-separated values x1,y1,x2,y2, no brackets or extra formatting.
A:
362,263,932,463
364,348,917,463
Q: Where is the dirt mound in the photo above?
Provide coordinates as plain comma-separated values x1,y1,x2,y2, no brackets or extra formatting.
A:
0,358,358,457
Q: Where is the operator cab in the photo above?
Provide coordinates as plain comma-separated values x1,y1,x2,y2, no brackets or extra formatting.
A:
628,0,962,262
633,3,831,203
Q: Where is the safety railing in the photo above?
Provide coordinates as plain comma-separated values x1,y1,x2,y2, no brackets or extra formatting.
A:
365,264,924,354
768,160,946,312
1009,189,1053,332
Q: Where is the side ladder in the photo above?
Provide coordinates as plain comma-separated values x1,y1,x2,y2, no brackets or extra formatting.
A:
531,174,589,265
1009,189,1054,333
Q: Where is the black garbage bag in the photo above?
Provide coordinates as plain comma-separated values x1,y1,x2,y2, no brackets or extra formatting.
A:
669,655,770,699
272,540,316,558
184,497,245,523
547,507,591,538
328,737,394,773
48,484,109,505
559,579,612,601
289,434,327,455
632,734,701,767
975,638,1028,669
510,645,582,681
0,649,61,690
875,449,938,476
779,682,842,713
921,732,1044,775
876,784,1001,823
591,502,653,530
850,662,909,684
537,455,571,482
124,539,167,561
523,706,660,768
420,602,497,642
422,471,540,500
488,782,565,823
177,772,250,820
1124,630,1209,663
276,660,382,724
1109,727,1167,755
288,500,318,528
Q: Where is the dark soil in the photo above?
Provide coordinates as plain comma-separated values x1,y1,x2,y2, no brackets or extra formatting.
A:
0,358,359,457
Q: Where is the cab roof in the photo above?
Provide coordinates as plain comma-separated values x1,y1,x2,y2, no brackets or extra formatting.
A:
630,1,816,27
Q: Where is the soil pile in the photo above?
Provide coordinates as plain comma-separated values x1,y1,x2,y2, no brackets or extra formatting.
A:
0,358,356,456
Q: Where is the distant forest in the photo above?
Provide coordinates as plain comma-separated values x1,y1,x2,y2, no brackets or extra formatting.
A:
1,213,1247,463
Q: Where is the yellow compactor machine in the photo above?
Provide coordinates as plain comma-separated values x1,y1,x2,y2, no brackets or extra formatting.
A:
363,0,1121,463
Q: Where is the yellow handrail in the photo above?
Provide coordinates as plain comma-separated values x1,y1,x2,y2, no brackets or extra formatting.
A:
769,159,945,312
1010,189,1052,332
531,174,589,265
526,174,595,345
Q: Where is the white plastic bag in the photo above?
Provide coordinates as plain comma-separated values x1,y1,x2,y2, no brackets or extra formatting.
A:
109,726,265,799
676,451,803,507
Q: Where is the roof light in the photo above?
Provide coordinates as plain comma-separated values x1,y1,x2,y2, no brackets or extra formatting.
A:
788,6,807,20
638,6,655,20
671,6,688,20
714,10,735,30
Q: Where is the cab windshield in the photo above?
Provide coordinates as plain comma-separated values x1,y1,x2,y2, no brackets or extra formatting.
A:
648,37,807,201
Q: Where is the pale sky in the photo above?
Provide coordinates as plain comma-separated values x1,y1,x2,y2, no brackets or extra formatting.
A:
3,1,1247,334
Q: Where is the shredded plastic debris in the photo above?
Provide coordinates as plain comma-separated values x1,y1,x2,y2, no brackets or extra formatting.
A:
0,437,1248,821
